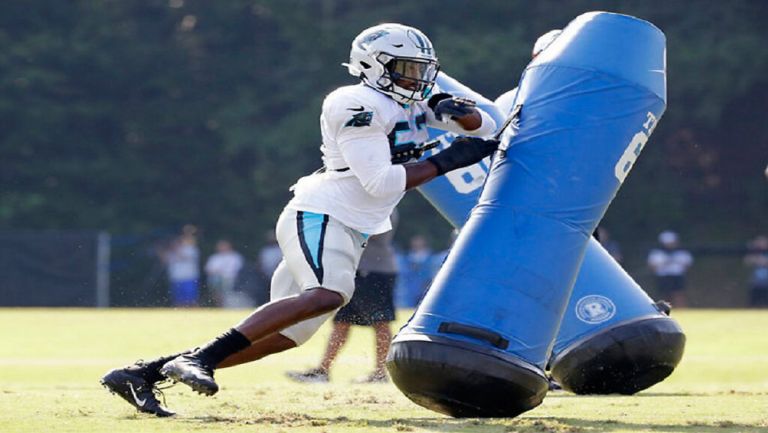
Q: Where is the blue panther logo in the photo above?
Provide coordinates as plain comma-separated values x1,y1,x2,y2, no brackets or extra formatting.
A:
358,30,389,48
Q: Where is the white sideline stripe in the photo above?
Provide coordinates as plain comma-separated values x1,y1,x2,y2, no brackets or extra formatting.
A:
0,353,766,367
681,355,768,362
0,358,126,366
0,354,337,366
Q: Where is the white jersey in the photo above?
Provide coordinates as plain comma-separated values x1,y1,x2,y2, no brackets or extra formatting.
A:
204,251,244,280
166,243,200,281
287,84,496,234
647,248,693,277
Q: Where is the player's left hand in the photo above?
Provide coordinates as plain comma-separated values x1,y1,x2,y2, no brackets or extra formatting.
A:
428,93,477,121
426,136,499,175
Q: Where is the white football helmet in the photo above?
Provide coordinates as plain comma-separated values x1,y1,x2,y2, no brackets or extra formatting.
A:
345,23,440,104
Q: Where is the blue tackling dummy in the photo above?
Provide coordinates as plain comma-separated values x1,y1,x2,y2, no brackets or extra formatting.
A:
386,12,682,418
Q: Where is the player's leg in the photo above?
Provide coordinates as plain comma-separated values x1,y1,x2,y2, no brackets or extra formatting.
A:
102,217,327,413
371,321,392,380
667,275,687,308
162,210,365,395
670,289,687,309
160,269,343,396
286,321,351,383
286,278,369,383
102,306,294,415
373,322,392,377
320,322,352,372
216,332,297,368
353,271,396,383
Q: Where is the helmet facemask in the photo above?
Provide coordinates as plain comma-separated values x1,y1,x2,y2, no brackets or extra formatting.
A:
377,53,439,104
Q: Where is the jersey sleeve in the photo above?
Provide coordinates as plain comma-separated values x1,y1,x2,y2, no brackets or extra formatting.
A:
324,90,386,144
324,90,406,198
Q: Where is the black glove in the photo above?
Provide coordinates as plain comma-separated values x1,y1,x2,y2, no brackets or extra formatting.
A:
426,136,499,176
428,93,477,121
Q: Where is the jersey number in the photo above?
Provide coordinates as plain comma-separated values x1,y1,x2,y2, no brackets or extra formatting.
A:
388,114,427,150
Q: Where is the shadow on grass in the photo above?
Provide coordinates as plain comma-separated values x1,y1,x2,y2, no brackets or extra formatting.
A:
545,391,721,399
177,412,768,433
360,416,768,433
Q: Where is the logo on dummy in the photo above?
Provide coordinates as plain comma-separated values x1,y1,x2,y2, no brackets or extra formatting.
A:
575,295,616,324
345,111,373,127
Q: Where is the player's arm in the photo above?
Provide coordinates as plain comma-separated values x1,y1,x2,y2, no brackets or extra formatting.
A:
333,95,415,198
335,96,498,195
403,136,499,190
341,131,498,194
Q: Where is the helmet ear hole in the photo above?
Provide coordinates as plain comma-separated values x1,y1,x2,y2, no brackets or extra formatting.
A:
359,61,371,69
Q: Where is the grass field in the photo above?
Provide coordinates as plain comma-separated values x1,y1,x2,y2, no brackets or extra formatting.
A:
1,309,767,433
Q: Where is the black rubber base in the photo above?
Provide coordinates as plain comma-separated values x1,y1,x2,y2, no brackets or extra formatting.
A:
549,316,686,395
386,335,549,418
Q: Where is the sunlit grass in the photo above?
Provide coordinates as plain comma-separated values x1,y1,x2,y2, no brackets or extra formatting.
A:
1,309,766,433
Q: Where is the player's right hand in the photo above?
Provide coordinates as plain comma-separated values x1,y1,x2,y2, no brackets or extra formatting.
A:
428,93,477,121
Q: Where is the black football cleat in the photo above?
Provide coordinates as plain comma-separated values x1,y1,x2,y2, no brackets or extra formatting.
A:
285,367,330,383
160,354,219,396
352,370,388,384
101,366,175,417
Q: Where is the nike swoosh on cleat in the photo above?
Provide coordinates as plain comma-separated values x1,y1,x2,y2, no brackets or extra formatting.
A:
347,106,365,111
127,382,147,407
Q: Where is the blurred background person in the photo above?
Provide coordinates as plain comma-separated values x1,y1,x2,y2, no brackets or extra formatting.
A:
396,235,438,308
647,230,693,308
744,235,768,307
257,230,283,296
431,229,459,273
286,211,399,383
161,224,200,307
204,239,247,308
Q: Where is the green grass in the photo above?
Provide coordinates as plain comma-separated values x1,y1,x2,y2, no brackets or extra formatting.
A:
1,309,767,433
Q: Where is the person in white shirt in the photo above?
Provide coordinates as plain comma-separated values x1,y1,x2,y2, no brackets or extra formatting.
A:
257,230,283,280
161,225,200,307
102,23,499,416
204,239,246,308
647,230,694,308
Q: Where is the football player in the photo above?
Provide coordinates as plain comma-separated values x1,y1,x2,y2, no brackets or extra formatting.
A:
101,23,499,416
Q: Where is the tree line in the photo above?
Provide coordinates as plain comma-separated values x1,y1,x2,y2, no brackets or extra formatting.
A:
1,0,766,301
